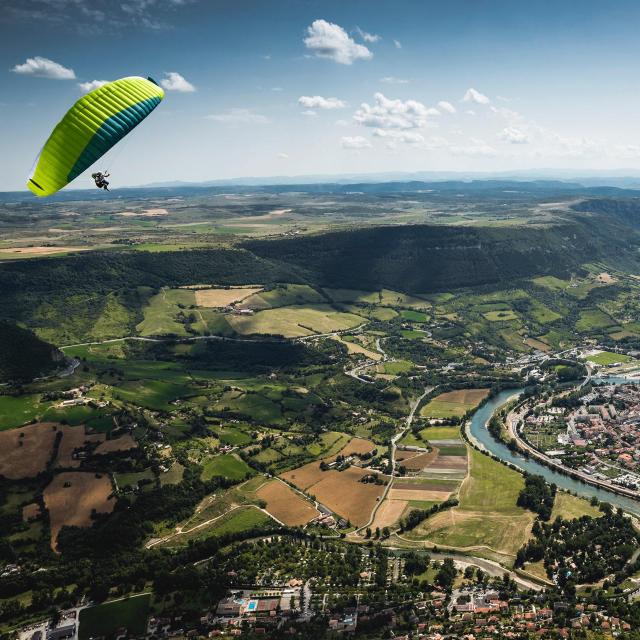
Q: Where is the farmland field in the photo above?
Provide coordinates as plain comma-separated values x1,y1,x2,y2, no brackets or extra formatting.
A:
201,453,253,481
420,389,490,419
256,479,319,525
227,305,364,338
79,594,150,640
0,422,58,479
585,350,632,365
194,286,263,307
43,471,115,549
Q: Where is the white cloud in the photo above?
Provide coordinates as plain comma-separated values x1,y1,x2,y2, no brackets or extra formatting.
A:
160,71,195,92
205,108,269,125
78,79,109,93
271,87,283,92
12,56,75,80
356,27,380,43
298,95,347,110
465,109,476,116
380,76,409,84
354,93,439,130
341,136,372,149
301,110,317,117
437,100,456,114
462,87,490,104
277,152,289,159
373,129,424,145
500,127,531,144
304,19,373,65
335,119,349,127
450,140,498,157
393,39,402,49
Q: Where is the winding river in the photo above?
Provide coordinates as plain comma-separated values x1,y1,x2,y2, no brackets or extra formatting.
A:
469,388,640,517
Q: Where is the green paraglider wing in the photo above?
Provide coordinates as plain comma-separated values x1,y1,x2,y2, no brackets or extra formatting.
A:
27,76,164,196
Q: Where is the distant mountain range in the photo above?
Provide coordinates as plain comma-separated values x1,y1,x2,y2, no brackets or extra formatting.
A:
2,176,640,203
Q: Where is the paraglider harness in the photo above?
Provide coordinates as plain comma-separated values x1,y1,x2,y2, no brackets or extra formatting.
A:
92,171,110,191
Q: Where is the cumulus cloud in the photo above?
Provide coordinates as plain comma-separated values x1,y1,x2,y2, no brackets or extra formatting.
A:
462,87,490,104
450,138,497,156
356,26,380,43
500,127,531,144
298,95,346,110
380,76,409,84
372,129,424,145
78,79,109,93
12,56,75,80
304,19,373,65
160,71,195,92
206,108,269,124
301,110,317,117
341,136,372,149
437,100,456,114
277,152,289,159
354,93,439,130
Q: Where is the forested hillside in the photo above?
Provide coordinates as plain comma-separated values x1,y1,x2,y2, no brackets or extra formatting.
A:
572,197,640,228
0,322,63,382
246,215,639,293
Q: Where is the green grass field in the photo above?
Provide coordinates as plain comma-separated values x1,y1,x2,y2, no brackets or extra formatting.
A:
201,453,253,481
585,350,632,365
483,310,518,322
79,594,150,639
399,310,429,322
420,389,488,419
381,360,414,375
137,288,197,337
0,394,47,430
576,309,616,332
227,304,364,338
113,379,195,411
420,426,461,440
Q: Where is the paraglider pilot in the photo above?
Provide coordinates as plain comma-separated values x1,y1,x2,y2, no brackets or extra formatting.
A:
92,171,110,191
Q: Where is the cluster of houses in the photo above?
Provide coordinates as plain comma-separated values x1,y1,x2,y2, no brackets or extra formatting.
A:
523,382,640,492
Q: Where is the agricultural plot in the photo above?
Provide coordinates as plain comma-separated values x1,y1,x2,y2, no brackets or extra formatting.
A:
256,479,319,526
194,287,263,307
201,453,253,481
0,422,59,479
420,388,489,419
585,350,632,365
227,305,364,338
94,434,137,455
137,288,196,337
575,309,616,332
43,471,115,549
0,394,48,430
332,336,381,360
239,284,326,310
281,437,388,526
483,310,518,322
56,425,105,468
79,594,150,640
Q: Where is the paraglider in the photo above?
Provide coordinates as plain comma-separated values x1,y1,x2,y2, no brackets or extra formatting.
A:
27,76,164,197
91,171,110,191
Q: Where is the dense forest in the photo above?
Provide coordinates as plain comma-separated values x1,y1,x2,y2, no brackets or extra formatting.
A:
0,322,62,382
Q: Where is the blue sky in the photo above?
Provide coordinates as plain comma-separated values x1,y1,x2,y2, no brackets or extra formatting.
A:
2,0,640,191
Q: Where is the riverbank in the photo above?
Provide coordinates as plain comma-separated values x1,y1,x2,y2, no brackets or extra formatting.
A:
468,389,640,517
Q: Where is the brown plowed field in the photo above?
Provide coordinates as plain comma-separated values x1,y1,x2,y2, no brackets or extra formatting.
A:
0,423,59,479
43,472,115,550
94,434,137,455
256,480,319,526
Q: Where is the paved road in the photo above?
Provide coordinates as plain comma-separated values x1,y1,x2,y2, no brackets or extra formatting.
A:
355,385,434,533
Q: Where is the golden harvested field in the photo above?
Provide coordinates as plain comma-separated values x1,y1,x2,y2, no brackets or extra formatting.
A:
335,437,377,458
332,336,382,361
371,499,408,529
421,388,490,419
0,422,59,479
429,455,468,471
195,287,262,308
280,460,327,490
0,246,89,257
57,425,104,468
94,434,137,455
306,467,386,526
44,472,115,550
256,480,319,526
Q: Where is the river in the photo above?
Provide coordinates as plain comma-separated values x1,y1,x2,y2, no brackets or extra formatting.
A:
469,388,640,517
